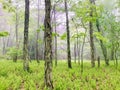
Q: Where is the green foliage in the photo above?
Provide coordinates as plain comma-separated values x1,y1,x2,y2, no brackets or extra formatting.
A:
60,33,67,40
0,61,120,89
36,24,45,32
2,1,15,12
94,32,107,42
52,32,59,37
6,47,22,60
72,0,98,23
0,31,9,37
36,29,40,33
72,32,86,39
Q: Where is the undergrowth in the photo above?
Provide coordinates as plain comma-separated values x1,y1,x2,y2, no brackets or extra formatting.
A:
0,60,120,90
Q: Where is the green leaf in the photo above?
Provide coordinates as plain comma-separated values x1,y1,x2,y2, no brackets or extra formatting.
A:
36,29,40,32
0,32,9,37
93,32,107,42
60,33,67,40
52,32,59,37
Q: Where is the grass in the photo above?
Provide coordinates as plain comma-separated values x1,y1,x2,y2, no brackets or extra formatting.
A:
0,60,120,90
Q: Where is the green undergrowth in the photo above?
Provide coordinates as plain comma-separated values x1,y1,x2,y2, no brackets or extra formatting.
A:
0,60,120,90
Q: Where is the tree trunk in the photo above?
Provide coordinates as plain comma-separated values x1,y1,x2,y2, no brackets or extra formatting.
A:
81,20,87,73
89,0,95,67
97,56,100,68
114,42,119,68
53,5,58,67
81,36,86,73
93,0,109,65
72,19,78,64
74,42,77,63
2,38,6,55
96,19,109,66
14,4,19,62
78,38,81,65
65,0,72,68
111,43,114,60
23,0,30,71
36,0,40,63
44,0,53,89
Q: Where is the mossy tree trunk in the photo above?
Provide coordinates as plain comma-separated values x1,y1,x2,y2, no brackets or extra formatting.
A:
89,0,95,67
44,0,53,89
65,0,72,68
23,0,30,71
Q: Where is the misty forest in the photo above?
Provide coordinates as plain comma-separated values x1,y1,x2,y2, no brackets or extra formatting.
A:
0,0,120,90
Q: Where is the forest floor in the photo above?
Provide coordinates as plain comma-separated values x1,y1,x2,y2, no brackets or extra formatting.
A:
0,60,120,90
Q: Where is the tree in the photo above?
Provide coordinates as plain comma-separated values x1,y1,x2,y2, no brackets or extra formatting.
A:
14,1,19,62
53,4,58,66
36,0,40,63
81,20,87,73
89,0,95,67
64,0,72,68
23,0,30,71
92,0,109,66
96,18,109,66
44,0,53,89
72,18,80,65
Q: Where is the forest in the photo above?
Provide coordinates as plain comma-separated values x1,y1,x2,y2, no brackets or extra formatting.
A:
0,0,120,90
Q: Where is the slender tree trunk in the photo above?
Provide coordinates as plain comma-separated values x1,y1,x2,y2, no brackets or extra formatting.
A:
72,19,77,64
65,0,72,68
114,42,119,68
96,19,109,65
72,19,81,64
76,37,80,65
111,42,114,60
44,0,53,89
81,20,87,73
76,22,80,65
78,39,81,65
89,0,95,67
23,0,30,71
53,5,58,67
6,26,11,47
74,42,77,63
36,0,40,63
2,38,6,55
92,0,109,66
98,56,100,68
14,5,19,62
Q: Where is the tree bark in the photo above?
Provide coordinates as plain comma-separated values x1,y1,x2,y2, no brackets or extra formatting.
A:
65,0,72,68
2,38,6,55
96,19,109,66
111,42,114,60
44,0,53,89
74,42,77,63
14,4,19,62
36,0,40,63
23,0,30,71
81,20,87,73
72,19,78,64
89,0,95,67
53,5,58,67
93,0,109,66
114,42,119,68
98,56,100,68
